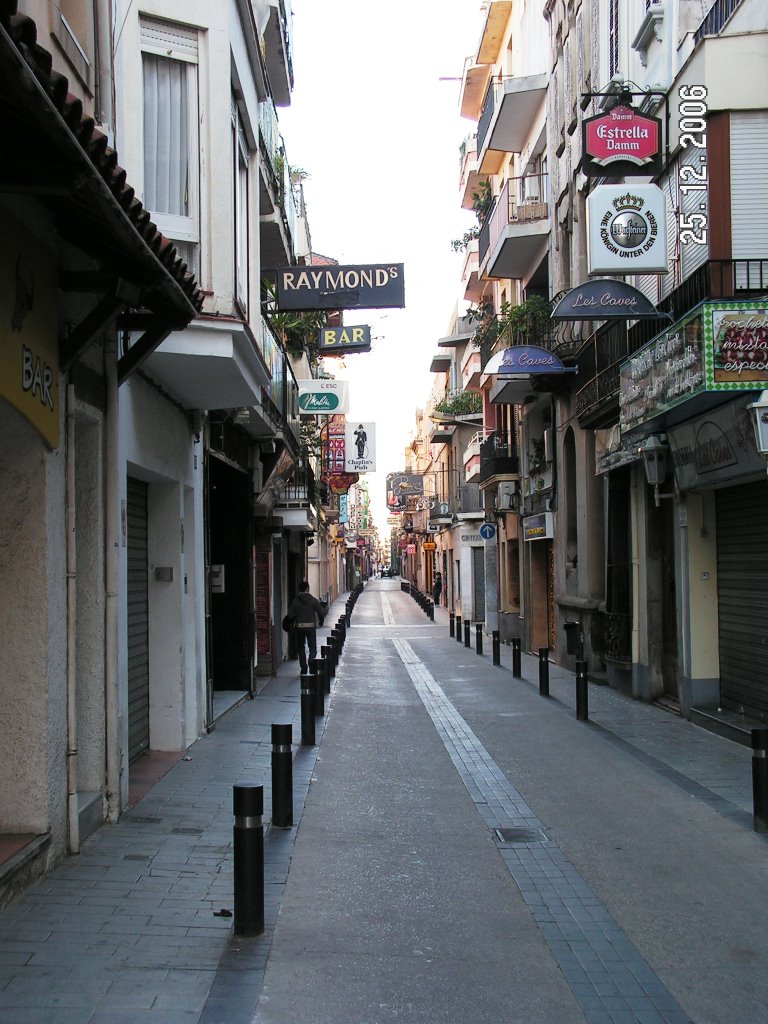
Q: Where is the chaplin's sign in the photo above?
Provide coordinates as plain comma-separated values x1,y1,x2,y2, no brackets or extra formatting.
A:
587,185,668,275
276,264,405,310
582,105,662,178
318,325,372,354
345,422,376,473
551,279,670,321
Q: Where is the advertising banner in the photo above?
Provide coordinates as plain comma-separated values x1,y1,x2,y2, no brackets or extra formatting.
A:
318,325,372,355
297,379,349,414
386,472,424,511
587,185,668,275
345,422,376,473
276,264,405,310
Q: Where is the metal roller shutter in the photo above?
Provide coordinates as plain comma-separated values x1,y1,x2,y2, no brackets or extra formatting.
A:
472,546,485,623
127,478,150,762
716,481,768,717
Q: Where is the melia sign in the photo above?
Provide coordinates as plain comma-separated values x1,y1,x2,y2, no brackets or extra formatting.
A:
297,380,349,414
582,105,662,177
276,264,405,310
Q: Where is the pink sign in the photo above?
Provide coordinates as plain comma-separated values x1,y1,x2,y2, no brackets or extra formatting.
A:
583,105,661,172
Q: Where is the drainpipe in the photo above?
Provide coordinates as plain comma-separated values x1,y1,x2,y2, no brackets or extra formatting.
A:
66,382,80,853
104,340,120,822
93,0,114,130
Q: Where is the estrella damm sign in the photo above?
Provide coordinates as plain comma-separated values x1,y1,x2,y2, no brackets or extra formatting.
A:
318,325,372,355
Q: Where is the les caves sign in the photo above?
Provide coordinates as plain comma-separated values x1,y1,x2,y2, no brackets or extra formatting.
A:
276,263,405,310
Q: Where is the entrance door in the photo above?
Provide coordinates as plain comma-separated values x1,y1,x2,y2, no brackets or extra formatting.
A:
126,478,150,762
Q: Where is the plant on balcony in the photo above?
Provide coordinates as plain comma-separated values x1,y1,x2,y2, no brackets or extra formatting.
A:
433,390,482,416
261,278,332,368
450,179,492,252
467,299,503,361
499,295,552,346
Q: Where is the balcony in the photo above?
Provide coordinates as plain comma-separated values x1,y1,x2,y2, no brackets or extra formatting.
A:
274,465,317,532
576,258,768,427
460,56,493,123
476,74,548,172
461,345,484,391
258,98,296,265
464,430,487,481
694,0,745,44
459,136,483,211
479,174,549,281
429,388,483,424
264,0,294,106
457,482,484,517
461,240,485,303
478,431,520,486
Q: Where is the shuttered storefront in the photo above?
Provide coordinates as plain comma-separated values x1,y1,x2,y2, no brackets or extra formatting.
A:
127,478,150,762
716,481,768,718
472,546,485,623
730,111,768,286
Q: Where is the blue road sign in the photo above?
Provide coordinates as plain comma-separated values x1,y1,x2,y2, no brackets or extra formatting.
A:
479,522,497,541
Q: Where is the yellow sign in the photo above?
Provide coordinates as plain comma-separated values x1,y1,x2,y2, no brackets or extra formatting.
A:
423,542,437,551
0,211,59,448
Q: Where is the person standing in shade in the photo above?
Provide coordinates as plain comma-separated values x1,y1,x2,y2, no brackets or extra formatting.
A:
433,571,443,606
287,580,325,674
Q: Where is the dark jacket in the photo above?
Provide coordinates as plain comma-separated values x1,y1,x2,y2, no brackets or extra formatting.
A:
287,591,325,629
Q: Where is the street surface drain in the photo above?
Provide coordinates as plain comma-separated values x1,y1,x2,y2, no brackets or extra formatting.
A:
494,827,547,844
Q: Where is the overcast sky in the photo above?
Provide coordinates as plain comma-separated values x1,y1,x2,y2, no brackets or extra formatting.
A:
279,0,481,530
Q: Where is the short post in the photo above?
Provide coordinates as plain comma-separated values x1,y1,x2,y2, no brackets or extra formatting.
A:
271,724,293,828
575,661,589,721
512,637,522,678
330,631,339,672
345,601,351,627
233,783,264,936
492,630,501,667
300,674,315,746
449,612,455,638
310,656,324,716
752,728,768,834
475,623,483,656
320,647,332,694
464,619,471,648
428,600,434,621
538,648,550,697
455,615,462,643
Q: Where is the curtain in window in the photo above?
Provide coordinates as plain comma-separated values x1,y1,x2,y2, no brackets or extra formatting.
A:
143,53,189,217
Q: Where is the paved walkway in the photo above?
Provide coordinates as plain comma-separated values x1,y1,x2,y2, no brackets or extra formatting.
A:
0,582,766,1024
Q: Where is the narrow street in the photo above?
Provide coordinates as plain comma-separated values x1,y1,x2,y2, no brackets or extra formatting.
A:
1,581,765,1024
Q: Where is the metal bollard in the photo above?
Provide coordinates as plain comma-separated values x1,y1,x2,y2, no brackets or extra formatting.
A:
320,647,332,693
450,612,455,638
512,637,522,678
538,648,550,697
455,615,462,643
475,623,483,656
428,600,434,622
233,784,264,936
575,660,589,720
752,728,768,834
310,656,324,716
300,674,315,746
464,619,471,648
271,724,293,828
492,630,501,667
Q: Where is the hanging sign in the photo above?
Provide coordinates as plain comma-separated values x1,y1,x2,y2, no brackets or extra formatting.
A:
523,512,553,542
297,379,349,414
276,264,405,310
582,105,662,178
551,279,671,321
386,472,424,510
483,345,576,376
345,422,376,473
318,325,372,355
587,185,668,275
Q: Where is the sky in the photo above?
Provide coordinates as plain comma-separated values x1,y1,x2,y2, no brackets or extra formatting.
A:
279,0,482,531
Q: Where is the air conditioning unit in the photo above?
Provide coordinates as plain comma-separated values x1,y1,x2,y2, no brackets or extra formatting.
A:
496,481,518,512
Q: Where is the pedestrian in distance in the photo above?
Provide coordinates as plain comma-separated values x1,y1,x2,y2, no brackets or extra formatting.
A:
433,571,443,606
286,580,326,674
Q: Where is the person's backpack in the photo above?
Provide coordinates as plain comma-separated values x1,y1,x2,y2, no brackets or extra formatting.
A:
281,613,295,633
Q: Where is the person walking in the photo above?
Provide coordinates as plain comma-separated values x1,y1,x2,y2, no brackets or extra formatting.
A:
432,571,443,606
286,580,326,674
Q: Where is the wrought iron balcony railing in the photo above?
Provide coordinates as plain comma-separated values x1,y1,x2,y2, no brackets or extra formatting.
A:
479,431,520,480
479,174,549,264
694,0,745,44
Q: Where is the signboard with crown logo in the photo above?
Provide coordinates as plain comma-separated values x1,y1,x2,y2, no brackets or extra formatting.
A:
587,185,668,275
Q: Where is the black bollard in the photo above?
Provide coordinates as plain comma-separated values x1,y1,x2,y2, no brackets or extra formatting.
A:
300,674,315,746
512,637,522,678
492,630,501,667
310,656,324,716
455,615,462,643
538,648,550,697
464,619,471,648
576,660,589,720
233,784,264,936
476,623,483,656
428,600,434,622
752,728,768,834
271,724,293,828
320,647,332,693
450,612,455,638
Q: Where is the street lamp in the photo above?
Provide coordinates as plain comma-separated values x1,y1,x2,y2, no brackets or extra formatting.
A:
638,434,670,507
748,391,768,471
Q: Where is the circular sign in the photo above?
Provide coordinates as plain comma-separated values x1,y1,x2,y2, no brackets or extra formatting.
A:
610,211,647,249
479,522,497,541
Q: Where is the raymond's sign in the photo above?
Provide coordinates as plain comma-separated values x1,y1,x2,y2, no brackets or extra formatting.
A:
551,279,670,321
582,104,662,178
297,379,349,414
276,264,405,310
587,185,668,275
319,325,372,355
